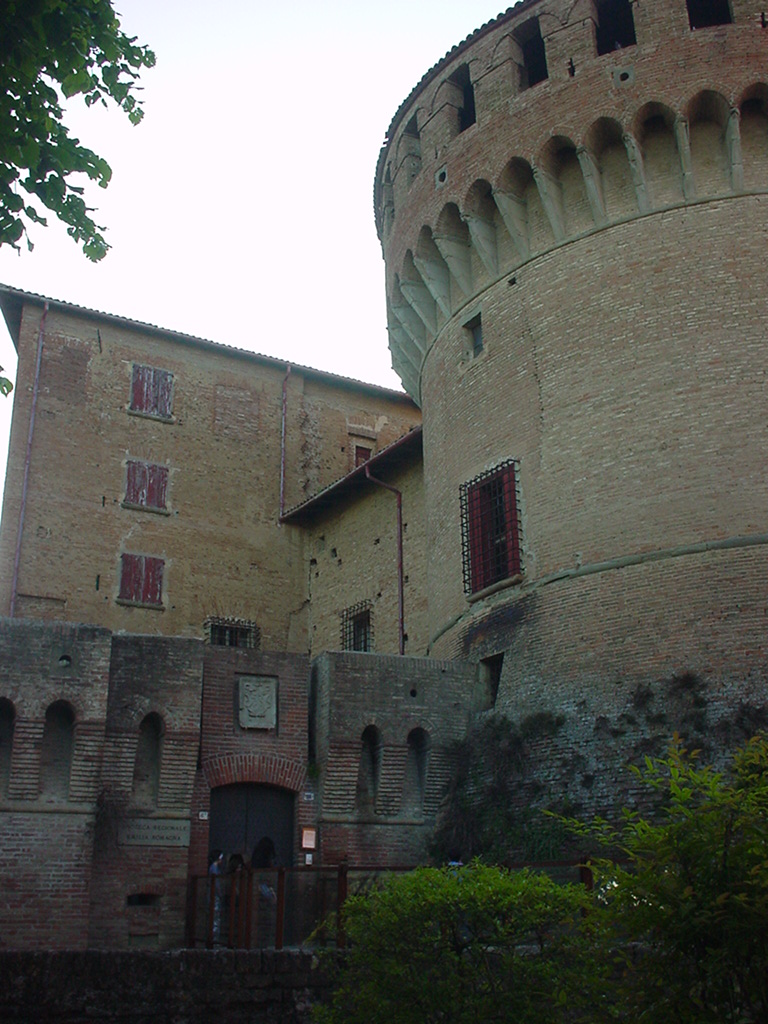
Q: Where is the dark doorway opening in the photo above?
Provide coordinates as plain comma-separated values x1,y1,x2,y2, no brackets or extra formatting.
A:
209,783,294,866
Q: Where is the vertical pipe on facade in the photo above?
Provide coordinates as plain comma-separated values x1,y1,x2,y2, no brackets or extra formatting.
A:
10,301,48,617
279,364,292,519
364,464,405,655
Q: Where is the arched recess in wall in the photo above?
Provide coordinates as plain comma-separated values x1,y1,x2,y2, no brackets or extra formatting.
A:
0,699,14,798
634,103,685,209
584,117,636,220
687,90,731,198
402,727,430,817
355,725,382,817
464,179,502,277
738,85,768,192
40,700,75,802
414,226,452,317
495,157,550,258
132,712,164,808
539,135,594,237
434,203,474,304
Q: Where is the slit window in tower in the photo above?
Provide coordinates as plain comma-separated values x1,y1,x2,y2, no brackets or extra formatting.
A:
449,63,476,132
460,460,522,594
686,0,732,29
596,0,637,54
465,313,483,357
515,18,548,90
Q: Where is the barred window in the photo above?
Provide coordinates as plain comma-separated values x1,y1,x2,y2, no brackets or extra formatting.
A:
341,602,373,652
460,460,522,595
205,617,261,649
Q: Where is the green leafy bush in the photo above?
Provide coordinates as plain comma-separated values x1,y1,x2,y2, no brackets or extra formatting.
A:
570,734,768,1023
315,862,599,1024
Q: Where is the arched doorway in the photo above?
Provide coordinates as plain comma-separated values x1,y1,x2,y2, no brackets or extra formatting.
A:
208,784,294,866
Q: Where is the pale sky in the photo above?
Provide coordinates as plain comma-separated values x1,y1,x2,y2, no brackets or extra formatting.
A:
0,1,506,504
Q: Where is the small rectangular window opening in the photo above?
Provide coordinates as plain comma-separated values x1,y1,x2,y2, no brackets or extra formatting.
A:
515,18,548,90
596,0,637,55
355,445,372,467
205,617,261,649
341,602,373,652
465,314,483,357
449,64,476,132
686,0,732,29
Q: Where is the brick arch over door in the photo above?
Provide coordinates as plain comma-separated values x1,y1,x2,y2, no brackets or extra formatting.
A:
203,753,305,793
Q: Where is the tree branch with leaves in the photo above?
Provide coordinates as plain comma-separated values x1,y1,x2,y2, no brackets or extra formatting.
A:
0,0,155,261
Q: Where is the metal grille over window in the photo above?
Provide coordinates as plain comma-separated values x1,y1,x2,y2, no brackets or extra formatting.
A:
130,364,174,419
341,602,373,652
205,617,261,649
460,460,522,595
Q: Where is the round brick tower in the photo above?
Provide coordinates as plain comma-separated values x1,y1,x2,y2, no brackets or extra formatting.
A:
374,0,768,749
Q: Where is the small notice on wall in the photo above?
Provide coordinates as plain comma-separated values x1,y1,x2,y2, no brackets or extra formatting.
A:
119,818,191,847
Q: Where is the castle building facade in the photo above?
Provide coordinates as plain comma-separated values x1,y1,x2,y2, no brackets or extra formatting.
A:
1,0,767,949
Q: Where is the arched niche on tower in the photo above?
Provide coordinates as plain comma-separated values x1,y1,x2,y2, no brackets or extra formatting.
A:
414,225,452,317
584,116,637,220
463,179,502,277
633,102,685,209
537,135,593,237
738,84,768,192
495,156,553,257
686,90,732,197
434,203,474,303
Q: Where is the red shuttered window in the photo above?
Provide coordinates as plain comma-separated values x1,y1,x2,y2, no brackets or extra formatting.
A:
125,461,169,511
460,460,522,595
119,554,164,607
130,365,174,419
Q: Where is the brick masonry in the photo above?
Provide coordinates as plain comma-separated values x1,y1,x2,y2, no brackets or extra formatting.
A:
1,0,768,954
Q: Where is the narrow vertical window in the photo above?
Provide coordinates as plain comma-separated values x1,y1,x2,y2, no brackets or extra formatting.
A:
403,728,430,816
465,313,483,357
130,365,174,419
460,460,522,594
40,701,75,802
125,461,169,511
119,553,165,607
132,713,163,808
0,699,15,798
686,0,732,29
515,18,548,90
356,725,382,815
596,0,637,54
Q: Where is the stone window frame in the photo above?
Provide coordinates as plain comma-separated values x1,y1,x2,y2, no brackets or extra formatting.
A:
117,553,165,609
128,364,175,421
123,459,170,515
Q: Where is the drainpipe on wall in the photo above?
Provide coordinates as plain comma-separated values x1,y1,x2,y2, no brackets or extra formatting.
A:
279,364,292,519
364,464,405,656
10,301,48,617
